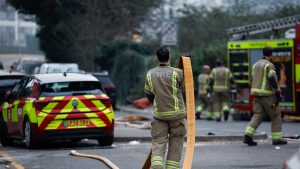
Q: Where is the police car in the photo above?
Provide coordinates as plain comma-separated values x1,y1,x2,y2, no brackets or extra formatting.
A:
0,73,114,148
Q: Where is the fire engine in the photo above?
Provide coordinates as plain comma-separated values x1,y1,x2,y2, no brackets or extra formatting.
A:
227,15,300,120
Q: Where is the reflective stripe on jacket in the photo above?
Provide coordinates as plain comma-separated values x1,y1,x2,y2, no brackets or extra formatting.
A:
145,64,185,120
210,66,232,92
251,59,280,96
198,73,209,95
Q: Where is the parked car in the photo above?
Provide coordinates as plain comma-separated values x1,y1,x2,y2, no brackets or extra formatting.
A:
15,57,45,74
91,72,117,109
37,63,79,74
0,71,26,105
0,73,114,148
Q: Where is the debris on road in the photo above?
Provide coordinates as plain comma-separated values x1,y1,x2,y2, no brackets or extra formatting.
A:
116,115,150,122
128,140,140,145
283,135,300,139
115,115,151,129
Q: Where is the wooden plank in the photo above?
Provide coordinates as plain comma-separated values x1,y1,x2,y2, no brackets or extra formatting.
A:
181,56,196,169
142,150,152,169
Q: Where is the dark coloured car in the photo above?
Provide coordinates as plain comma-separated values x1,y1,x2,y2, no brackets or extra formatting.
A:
0,73,114,148
91,72,117,109
0,71,26,105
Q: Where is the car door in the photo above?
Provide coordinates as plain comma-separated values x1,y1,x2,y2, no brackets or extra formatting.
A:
18,78,37,136
7,77,29,135
14,78,36,135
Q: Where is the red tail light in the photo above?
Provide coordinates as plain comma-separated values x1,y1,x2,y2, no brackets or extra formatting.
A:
101,98,111,108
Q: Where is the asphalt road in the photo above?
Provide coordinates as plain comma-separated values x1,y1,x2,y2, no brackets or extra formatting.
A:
0,140,299,169
0,110,298,169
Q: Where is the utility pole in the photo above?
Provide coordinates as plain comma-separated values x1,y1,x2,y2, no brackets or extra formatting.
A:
14,11,19,45
160,0,165,20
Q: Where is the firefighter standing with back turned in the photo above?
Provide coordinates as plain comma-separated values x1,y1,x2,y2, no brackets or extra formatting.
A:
243,46,287,146
196,65,213,120
145,47,186,169
208,59,235,122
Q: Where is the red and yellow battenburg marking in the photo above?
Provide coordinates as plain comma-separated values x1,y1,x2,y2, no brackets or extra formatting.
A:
35,94,113,130
0,94,114,132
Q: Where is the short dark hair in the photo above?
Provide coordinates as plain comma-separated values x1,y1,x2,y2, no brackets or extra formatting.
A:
263,46,273,57
215,59,223,66
156,47,169,62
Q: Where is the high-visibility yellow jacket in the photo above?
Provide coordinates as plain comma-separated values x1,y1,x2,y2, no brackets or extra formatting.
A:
210,66,233,92
144,64,185,121
198,73,209,95
251,58,280,96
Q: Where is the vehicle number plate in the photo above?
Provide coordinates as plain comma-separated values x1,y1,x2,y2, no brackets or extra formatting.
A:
64,119,89,126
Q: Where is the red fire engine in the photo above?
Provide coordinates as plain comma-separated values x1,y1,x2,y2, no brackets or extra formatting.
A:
227,15,300,120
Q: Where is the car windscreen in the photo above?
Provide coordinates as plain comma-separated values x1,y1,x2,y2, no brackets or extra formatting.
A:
40,81,104,97
93,75,114,87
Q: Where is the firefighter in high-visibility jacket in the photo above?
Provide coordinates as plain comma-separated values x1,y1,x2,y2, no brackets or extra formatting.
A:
145,47,186,169
196,65,213,120
208,59,235,122
243,46,287,146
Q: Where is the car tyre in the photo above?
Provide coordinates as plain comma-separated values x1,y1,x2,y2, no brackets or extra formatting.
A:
24,118,37,149
0,115,13,146
97,135,114,146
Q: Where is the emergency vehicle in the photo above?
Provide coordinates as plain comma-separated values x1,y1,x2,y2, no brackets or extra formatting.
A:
0,73,114,148
227,15,300,120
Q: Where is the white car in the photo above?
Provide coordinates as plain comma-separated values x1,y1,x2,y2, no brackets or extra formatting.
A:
37,63,79,74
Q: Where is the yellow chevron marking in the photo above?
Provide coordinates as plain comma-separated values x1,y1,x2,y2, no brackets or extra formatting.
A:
46,120,62,130
89,118,105,127
85,113,98,118
84,95,96,99
61,99,74,113
55,114,68,120
12,100,20,122
37,112,47,127
91,100,105,109
42,102,59,113
53,96,64,100
67,125,88,129
76,99,91,112
105,111,114,123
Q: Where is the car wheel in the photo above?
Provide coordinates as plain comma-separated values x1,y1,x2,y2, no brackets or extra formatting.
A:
24,119,37,149
0,115,13,146
97,136,114,146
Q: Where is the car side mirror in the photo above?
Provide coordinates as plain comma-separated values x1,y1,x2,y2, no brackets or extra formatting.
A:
4,90,12,102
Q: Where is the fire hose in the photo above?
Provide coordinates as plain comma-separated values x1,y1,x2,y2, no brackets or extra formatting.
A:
69,150,119,169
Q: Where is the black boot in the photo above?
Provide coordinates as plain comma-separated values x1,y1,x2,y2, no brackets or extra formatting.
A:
224,110,229,121
243,135,257,146
272,139,288,145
